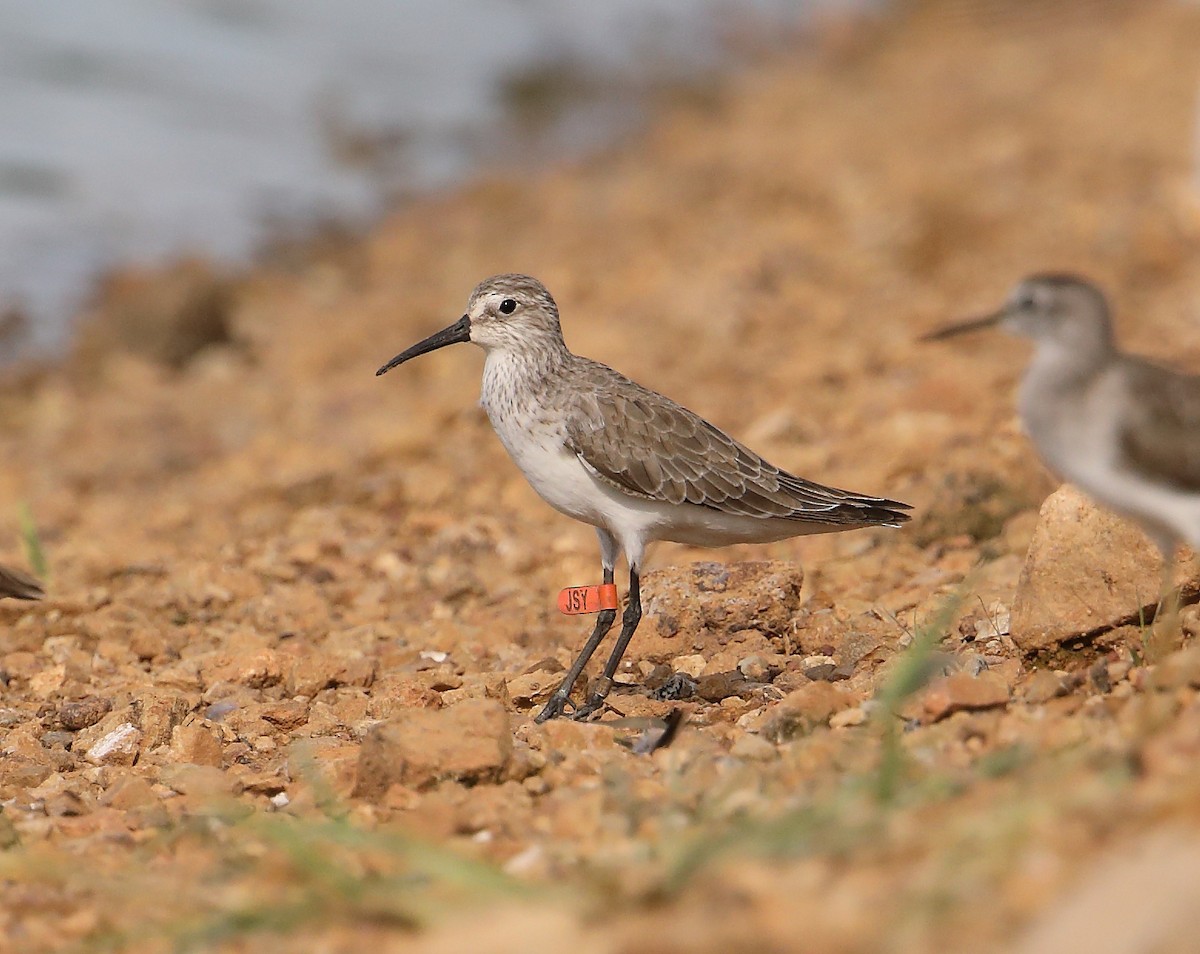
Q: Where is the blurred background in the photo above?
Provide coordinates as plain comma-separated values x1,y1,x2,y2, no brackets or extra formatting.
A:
0,0,871,355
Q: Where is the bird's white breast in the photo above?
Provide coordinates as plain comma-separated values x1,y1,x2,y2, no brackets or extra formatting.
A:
1019,357,1119,488
480,351,608,526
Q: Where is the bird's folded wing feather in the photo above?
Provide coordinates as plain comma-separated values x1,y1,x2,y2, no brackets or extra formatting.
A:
1118,359,1200,493
565,363,909,524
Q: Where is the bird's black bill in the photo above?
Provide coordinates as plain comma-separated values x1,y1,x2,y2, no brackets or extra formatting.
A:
920,309,1005,342
376,314,471,376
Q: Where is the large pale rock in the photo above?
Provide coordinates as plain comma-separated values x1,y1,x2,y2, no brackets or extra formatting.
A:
354,698,511,799
1011,486,1183,651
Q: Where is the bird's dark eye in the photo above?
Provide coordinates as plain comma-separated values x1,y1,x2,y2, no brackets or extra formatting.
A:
498,298,517,315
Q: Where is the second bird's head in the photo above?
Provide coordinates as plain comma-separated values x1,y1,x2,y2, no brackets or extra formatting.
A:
925,273,1114,355
377,274,562,376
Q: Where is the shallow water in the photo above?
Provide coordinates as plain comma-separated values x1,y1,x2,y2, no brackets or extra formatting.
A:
0,0,869,353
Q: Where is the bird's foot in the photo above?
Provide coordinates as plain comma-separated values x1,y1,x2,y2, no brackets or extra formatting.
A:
568,696,623,722
534,690,575,724
567,676,623,722
568,696,603,721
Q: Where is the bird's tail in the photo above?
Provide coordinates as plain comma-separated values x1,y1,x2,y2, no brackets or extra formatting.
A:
0,563,44,600
837,494,913,528
856,502,913,528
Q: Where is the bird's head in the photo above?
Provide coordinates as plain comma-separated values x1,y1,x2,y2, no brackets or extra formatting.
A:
376,274,563,376
924,274,1114,355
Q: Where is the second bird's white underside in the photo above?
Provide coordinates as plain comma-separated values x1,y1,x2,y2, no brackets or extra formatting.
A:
1021,348,1200,552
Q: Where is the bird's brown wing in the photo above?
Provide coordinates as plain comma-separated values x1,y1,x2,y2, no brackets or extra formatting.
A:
1117,358,1200,493
0,563,43,600
564,360,910,526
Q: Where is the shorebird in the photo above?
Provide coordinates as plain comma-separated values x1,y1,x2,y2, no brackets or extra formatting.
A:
0,562,42,600
378,274,911,721
925,273,1200,617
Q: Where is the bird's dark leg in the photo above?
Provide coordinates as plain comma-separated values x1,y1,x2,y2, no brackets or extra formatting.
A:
572,566,642,721
534,564,617,723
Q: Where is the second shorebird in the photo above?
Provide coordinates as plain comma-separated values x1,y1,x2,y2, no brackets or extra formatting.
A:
378,275,911,721
926,274,1200,613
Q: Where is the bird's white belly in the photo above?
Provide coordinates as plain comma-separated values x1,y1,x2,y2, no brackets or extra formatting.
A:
494,419,609,525
487,404,848,550
1021,371,1200,547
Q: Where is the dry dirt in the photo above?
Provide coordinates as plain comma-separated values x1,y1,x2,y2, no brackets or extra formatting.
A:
5,2,1200,951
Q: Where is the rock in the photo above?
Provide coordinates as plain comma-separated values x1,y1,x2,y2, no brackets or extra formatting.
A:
1150,646,1200,691
730,734,776,761
161,764,242,797
737,654,783,682
4,721,49,760
260,699,311,732
366,674,442,717
643,561,805,643
239,771,287,796
522,657,564,675
525,716,618,756
167,722,225,767
1088,659,1112,693
45,790,87,817
354,698,512,799
1011,486,1181,651
28,664,66,698
772,669,813,694
1108,658,1133,684
695,671,753,702
0,755,53,791
200,648,283,691
804,662,853,682
922,672,1010,722
285,651,375,696
1021,669,1070,704
653,673,698,700
41,731,74,750
136,691,190,751
128,627,170,661
86,724,142,766
441,673,511,708
830,706,867,728
756,682,850,742
671,654,708,678
100,775,159,810
56,696,113,731
74,709,136,754
289,739,361,800
506,671,561,708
